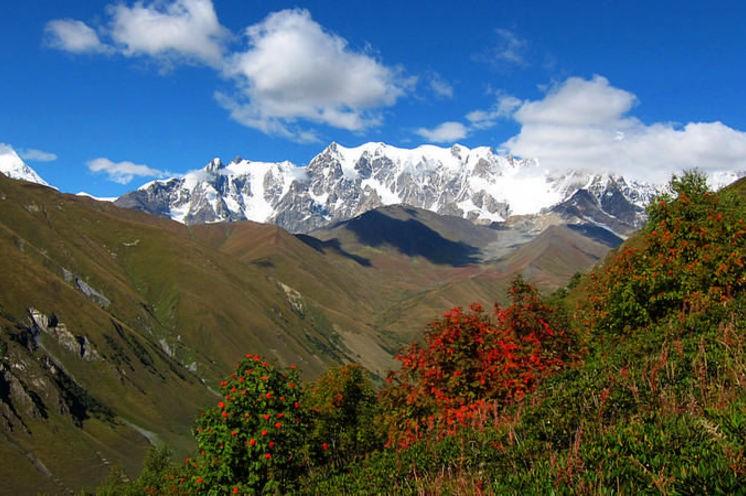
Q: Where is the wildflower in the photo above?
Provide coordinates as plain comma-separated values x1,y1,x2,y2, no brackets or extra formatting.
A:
274,422,282,429
264,453,272,460
321,442,329,451
217,401,225,409
248,438,256,447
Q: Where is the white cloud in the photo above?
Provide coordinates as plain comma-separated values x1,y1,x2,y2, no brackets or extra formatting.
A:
501,75,746,182
19,148,58,162
427,73,454,99
513,76,636,126
44,19,111,54
109,0,229,67
415,121,468,143
220,9,412,140
87,157,166,184
46,4,413,141
466,95,522,129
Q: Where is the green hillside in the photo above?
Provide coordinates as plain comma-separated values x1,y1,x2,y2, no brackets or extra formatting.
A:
0,177,363,493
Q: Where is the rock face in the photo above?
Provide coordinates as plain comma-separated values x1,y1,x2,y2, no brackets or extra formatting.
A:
116,142,663,233
28,308,100,361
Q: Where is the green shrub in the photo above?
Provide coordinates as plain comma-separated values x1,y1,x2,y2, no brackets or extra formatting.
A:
589,170,746,335
305,364,382,467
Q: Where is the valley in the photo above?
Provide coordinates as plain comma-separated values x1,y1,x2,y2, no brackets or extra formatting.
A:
0,169,624,493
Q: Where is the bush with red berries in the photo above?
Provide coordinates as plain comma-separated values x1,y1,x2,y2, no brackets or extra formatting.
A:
181,355,307,495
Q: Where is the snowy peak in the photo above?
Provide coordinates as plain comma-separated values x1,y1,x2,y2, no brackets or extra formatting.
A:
116,141,669,233
205,157,224,173
0,144,50,186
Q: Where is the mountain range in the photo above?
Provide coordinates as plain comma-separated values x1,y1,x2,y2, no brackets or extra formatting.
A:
7,140,743,239
114,142,666,234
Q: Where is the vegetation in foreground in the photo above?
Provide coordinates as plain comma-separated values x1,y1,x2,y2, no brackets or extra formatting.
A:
90,172,745,494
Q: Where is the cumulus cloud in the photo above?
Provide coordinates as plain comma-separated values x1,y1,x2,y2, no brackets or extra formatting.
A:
415,121,468,143
108,0,229,67
44,19,111,54
219,9,412,141
501,75,746,182
415,95,519,144
87,157,166,184
19,148,58,162
45,3,414,141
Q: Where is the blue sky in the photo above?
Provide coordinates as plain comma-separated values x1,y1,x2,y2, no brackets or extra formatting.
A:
2,0,746,196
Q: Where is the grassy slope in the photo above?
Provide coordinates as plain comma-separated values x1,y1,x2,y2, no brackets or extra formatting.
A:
0,177,374,492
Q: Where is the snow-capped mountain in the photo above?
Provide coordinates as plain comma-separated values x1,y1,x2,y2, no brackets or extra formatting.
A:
0,144,50,186
116,142,663,233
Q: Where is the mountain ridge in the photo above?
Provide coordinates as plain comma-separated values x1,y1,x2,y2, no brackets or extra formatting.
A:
115,141,665,233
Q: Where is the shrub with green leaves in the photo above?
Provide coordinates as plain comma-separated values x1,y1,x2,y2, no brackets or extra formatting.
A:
589,170,746,334
87,446,188,496
305,364,382,467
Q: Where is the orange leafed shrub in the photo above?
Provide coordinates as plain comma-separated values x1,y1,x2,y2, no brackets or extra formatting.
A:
380,277,573,448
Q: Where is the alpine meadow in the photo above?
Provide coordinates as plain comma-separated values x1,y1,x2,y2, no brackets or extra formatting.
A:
1,1,745,494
